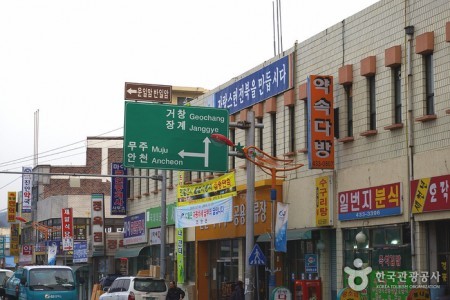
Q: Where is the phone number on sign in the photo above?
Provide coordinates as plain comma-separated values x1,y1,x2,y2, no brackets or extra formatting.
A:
355,210,381,218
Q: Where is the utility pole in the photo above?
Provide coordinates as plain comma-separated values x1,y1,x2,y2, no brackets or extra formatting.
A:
244,110,255,300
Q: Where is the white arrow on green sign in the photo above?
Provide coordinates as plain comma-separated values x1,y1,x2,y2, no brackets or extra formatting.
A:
124,102,229,172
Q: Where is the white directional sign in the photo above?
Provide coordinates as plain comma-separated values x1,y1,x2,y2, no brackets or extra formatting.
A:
123,102,229,172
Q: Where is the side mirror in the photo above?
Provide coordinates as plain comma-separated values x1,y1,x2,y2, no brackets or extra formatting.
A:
79,278,85,285
20,277,26,285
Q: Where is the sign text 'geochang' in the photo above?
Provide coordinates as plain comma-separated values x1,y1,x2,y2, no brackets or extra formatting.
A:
124,102,229,172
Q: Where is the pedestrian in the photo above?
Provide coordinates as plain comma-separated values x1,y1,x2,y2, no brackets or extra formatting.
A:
230,280,244,300
166,280,185,300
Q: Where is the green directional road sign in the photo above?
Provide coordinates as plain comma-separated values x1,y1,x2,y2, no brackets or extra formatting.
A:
124,102,229,172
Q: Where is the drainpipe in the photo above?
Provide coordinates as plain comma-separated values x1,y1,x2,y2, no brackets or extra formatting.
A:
405,24,416,271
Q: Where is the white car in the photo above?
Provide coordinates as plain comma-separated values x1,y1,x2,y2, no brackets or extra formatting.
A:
99,276,167,300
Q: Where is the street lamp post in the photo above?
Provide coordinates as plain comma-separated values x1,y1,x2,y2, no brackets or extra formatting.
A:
212,112,303,299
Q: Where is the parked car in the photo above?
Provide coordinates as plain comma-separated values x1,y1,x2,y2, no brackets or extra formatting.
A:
3,268,23,300
0,269,14,299
99,276,167,300
100,274,122,291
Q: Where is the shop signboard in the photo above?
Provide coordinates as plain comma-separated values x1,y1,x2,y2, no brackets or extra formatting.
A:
124,82,172,102
146,203,176,228
22,167,33,213
111,162,127,215
91,193,105,256
0,236,5,258
411,174,450,213
7,192,16,223
124,213,147,245
315,176,333,226
338,182,402,221
305,254,318,273
307,75,334,169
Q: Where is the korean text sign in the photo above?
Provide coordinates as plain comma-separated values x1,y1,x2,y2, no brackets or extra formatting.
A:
338,182,402,221
111,162,127,215
214,54,293,115
61,208,74,251
124,213,147,245
307,75,334,169
22,167,33,213
315,176,333,226
411,174,450,213
124,102,229,172
7,192,16,223
91,193,105,255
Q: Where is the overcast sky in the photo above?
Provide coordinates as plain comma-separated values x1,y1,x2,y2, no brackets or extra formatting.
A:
0,0,379,210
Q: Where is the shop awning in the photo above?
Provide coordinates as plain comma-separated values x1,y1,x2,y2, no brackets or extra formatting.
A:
256,229,312,242
114,246,147,259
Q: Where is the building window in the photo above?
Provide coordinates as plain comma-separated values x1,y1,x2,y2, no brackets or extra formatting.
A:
138,169,142,196
256,117,263,150
127,168,134,199
289,106,296,153
424,54,434,115
345,85,353,137
271,114,277,157
393,67,402,124
304,100,310,148
368,77,376,130
177,97,194,106
145,169,150,194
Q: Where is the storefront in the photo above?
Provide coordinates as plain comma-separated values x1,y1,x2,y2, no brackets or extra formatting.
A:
195,180,281,300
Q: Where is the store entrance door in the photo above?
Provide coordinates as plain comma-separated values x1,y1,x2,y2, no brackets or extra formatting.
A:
216,258,238,300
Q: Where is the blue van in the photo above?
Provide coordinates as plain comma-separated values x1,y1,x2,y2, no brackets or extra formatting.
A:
18,265,84,300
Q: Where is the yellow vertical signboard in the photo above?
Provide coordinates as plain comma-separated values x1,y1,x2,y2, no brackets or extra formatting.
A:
10,223,20,256
7,192,16,223
315,176,334,226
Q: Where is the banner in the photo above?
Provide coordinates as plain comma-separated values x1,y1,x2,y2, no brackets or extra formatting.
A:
176,228,184,284
175,196,233,228
177,172,236,204
47,241,58,265
177,171,185,284
275,203,288,252
22,167,33,213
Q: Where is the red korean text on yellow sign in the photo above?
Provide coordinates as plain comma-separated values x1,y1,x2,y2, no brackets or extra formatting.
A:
7,192,16,223
308,75,334,169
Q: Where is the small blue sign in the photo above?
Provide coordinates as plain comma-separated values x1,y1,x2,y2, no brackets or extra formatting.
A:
305,254,318,273
249,244,266,266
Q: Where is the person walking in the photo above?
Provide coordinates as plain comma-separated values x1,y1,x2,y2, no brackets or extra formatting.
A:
166,281,185,300
230,280,244,300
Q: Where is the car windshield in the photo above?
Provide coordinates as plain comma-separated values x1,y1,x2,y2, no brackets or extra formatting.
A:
29,269,75,291
133,278,166,292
